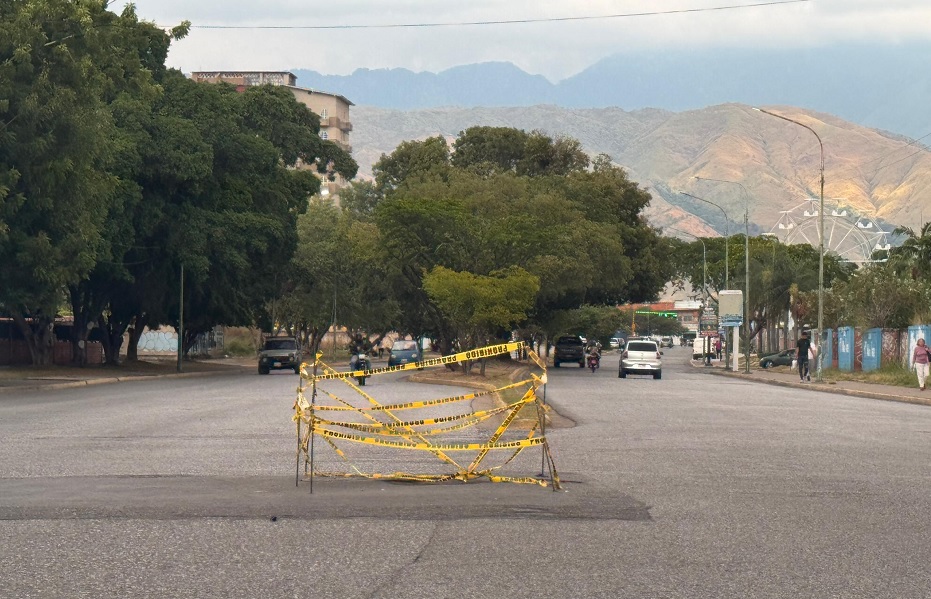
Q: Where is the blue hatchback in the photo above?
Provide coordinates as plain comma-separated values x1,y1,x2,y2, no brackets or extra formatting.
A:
388,340,421,367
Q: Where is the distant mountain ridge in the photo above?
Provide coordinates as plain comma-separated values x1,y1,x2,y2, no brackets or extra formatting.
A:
349,103,931,242
293,42,931,140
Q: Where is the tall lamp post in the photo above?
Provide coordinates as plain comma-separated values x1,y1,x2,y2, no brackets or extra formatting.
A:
670,227,711,364
679,191,732,369
693,176,752,373
669,227,707,298
752,107,825,382
678,191,730,289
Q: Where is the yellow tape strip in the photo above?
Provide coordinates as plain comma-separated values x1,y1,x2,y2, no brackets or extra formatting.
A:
314,427,546,451
317,362,467,471
294,340,557,488
312,378,533,412
313,396,533,437
310,342,523,381
466,385,536,473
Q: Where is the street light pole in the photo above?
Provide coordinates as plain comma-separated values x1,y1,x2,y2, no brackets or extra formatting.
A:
752,107,825,382
744,209,750,373
679,191,733,369
679,191,729,289
669,227,707,297
693,176,752,373
670,227,710,364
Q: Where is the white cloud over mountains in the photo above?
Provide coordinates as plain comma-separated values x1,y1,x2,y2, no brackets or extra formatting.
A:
119,0,931,80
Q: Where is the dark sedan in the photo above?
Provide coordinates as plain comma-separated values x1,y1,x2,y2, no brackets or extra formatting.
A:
759,349,795,368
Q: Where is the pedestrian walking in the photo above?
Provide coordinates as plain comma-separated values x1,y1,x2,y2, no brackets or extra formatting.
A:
912,338,931,391
715,337,722,360
796,331,812,382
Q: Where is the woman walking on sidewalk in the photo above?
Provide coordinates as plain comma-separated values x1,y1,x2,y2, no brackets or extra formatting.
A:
913,338,931,391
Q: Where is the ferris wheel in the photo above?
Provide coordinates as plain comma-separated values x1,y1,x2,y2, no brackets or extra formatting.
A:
769,198,892,263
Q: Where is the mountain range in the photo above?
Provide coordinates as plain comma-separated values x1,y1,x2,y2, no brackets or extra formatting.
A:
293,42,931,141
349,103,931,257
291,43,931,256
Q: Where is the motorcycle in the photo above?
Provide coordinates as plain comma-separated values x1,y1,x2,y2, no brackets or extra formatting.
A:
350,352,371,386
587,352,601,373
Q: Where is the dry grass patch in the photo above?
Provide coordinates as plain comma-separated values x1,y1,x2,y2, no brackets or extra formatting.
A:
0,357,251,382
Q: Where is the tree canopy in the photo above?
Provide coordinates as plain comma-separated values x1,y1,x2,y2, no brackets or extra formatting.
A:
1,1,355,364
274,127,673,355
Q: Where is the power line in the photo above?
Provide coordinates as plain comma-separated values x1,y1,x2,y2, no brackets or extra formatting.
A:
864,145,930,177
185,0,809,30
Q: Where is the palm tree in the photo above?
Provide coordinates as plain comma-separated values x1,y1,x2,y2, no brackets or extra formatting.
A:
890,222,931,281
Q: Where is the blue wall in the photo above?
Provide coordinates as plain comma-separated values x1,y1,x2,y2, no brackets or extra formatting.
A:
837,327,855,372
862,328,882,372
821,328,833,369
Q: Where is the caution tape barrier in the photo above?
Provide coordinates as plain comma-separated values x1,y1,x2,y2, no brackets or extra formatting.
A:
293,342,560,489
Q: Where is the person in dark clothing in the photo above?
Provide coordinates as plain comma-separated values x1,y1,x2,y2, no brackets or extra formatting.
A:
796,331,812,382
348,333,371,369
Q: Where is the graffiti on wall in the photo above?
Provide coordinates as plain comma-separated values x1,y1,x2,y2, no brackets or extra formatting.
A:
137,329,178,353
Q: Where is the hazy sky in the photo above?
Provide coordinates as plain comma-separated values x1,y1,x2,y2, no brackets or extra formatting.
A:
118,0,931,81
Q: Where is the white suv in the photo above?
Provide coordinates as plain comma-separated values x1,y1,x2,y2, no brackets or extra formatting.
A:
619,339,663,379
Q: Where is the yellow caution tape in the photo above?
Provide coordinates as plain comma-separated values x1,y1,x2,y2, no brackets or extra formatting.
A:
315,361,468,471
293,340,558,489
466,387,535,473
314,427,546,451
311,378,533,412
310,342,523,381
313,396,533,437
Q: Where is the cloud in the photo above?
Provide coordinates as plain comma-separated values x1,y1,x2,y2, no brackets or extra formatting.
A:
119,0,931,80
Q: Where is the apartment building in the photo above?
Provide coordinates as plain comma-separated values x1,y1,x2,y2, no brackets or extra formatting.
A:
190,71,353,199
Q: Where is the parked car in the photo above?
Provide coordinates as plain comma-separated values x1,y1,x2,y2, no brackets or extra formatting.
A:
387,339,421,367
759,348,796,369
619,339,663,379
257,336,301,375
553,335,585,368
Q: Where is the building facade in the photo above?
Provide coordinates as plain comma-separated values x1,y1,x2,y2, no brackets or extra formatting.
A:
189,71,354,199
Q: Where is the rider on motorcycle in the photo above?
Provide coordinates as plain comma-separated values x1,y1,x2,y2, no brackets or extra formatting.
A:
585,339,602,362
349,333,371,370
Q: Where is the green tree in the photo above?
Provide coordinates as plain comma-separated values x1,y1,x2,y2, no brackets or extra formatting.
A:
0,1,187,364
890,223,931,281
371,134,669,354
373,136,449,193
828,265,923,329
450,126,529,175
339,180,381,220
77,72,355,364
423,266,539,372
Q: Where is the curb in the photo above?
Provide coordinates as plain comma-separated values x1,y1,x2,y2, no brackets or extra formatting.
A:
697,362,931,408
0,367,248,395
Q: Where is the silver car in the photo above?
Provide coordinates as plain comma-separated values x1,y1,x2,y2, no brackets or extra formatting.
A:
619,339,663,379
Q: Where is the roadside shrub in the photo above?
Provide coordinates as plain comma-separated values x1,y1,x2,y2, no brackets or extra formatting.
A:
225,339,256,357
822,364,916,387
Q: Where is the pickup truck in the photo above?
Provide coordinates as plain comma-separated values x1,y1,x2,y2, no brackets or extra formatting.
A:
553,335,585,368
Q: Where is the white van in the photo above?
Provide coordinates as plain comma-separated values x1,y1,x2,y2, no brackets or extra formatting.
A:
692,337,706,360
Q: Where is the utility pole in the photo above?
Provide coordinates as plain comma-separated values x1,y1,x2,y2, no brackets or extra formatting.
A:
177,264,184,373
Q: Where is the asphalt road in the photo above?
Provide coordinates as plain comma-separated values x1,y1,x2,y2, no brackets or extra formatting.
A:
3,348,931,598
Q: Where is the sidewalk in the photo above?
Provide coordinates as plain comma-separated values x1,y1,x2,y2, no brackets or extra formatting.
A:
0,357,254,394
693,358,931,408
